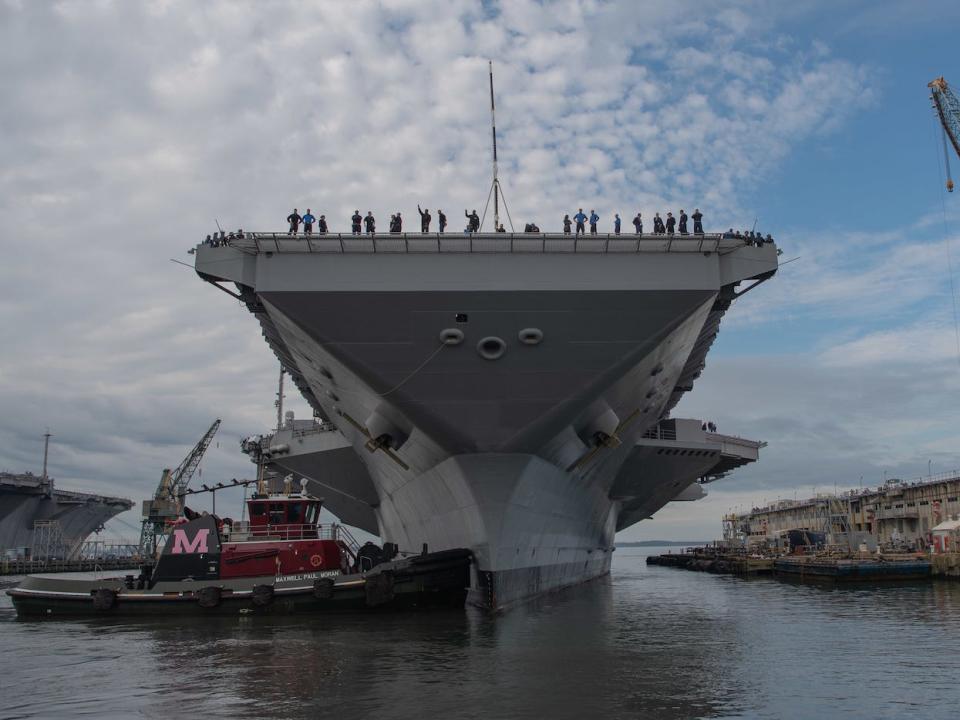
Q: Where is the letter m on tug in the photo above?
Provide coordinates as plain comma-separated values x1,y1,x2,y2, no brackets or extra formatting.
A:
170,528,210,554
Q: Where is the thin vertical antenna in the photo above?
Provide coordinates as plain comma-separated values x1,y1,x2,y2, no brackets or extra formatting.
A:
489,60,500,231
42,429,51,481
276,368,285,432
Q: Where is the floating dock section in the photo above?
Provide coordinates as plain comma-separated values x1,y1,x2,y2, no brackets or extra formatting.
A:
773,556,931,580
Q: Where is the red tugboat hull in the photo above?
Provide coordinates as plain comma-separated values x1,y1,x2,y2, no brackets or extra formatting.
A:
7,548,472,617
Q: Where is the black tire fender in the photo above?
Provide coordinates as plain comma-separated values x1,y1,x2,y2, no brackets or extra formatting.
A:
91,587,117,611
313,577,335,600
251,584,274,607
365,570,396,607
197,586,222,609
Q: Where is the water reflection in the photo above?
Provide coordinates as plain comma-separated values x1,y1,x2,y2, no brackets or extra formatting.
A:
3,553,960,719
125,571,748,720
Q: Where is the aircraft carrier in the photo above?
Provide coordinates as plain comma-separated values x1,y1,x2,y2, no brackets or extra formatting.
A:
0,471,133,559
195,228,777,609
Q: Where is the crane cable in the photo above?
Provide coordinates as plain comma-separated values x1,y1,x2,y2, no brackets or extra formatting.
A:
942,126,955,193
930,110,960,371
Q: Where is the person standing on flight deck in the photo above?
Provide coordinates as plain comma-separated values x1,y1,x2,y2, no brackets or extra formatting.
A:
465,209,480,232
351,210,362,235
573,208,587,236
678,209,688,235
302,209,315,235
614,213,621,235
692,208,704,234
633,212,643,234
665,212,676,234
563,214,572,234
287,208,301,235
364,211,375,235
438,209,447,233
418,205,431,232
589,210,599,234
318,215,328,234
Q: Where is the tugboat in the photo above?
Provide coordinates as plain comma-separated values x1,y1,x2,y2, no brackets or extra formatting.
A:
7,479,472,617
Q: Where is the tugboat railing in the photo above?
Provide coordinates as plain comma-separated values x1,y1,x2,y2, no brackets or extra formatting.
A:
225,522,363,551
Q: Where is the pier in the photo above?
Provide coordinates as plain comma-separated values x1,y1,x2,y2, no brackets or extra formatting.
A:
648,547,960,582
646,547,774,576
1,557,140,577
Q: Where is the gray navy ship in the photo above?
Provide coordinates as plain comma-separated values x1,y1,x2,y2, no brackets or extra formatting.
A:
0,436,133,559
194,222,777,609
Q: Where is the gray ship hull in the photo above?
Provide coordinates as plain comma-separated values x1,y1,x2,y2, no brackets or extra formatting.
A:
197,233,777,608
0,473,134,557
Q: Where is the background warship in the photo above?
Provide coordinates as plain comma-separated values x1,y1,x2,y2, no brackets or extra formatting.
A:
0,433,133,561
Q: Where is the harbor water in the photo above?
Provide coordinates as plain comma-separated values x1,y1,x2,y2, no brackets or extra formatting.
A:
2,548,959,719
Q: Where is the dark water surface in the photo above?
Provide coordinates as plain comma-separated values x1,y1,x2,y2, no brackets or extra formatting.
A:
2,549,959,719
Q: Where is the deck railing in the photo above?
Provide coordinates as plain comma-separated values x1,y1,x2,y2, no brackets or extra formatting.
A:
225,522,350,543
205,231,766,256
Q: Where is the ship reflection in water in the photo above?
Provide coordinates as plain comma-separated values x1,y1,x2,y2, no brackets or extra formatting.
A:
2,551,960,719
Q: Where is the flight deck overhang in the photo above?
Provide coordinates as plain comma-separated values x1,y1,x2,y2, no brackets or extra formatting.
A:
195,232,779,294
611,418,765,532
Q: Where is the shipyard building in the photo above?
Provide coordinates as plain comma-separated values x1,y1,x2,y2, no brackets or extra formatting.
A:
725,471,960,550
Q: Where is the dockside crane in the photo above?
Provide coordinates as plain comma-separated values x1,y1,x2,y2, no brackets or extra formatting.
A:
929,76,960,192
138,418,221,557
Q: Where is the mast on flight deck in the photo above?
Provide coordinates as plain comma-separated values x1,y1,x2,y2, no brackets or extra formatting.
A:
483,61,513,232
489,60,500,231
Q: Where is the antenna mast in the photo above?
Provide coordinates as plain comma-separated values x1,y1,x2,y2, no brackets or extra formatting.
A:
489,60,500,231
479,61,513,232
42,429,51,481
275,368,285,432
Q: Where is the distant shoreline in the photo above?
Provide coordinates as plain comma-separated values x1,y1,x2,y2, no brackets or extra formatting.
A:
616,540,709,547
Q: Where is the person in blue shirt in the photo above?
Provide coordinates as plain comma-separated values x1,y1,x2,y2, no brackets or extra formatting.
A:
589,210,599,234
574,208,587,236
302,209,316,235
614,213,621,235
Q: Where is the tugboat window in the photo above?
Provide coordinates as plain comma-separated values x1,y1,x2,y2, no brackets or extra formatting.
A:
287,503,302,522
250,504,266,517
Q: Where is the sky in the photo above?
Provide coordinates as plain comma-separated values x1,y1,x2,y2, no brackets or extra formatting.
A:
1,0,959,543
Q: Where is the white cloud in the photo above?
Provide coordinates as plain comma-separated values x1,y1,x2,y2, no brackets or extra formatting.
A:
0,0,904,542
